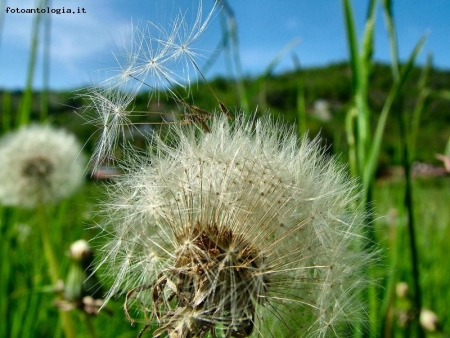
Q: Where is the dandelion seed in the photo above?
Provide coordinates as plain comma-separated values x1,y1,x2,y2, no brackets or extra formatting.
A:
81,1,218,172
100,23,148,91
97,114,373,337
164,1,217,84
77,86,138,172
133,22,181,90
101,1,216,95
0,124,85,208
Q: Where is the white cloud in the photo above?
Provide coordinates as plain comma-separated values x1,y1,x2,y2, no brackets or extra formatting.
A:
1,0,126,69
0,0,136,87
3,0,127,60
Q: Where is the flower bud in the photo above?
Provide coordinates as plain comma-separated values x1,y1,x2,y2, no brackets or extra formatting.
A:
420,308,440,332
64,240,99,302
395,282,409,299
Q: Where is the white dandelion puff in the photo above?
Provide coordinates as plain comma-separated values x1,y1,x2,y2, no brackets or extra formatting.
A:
77,86,138,172
97,114,374,337
163,1,218,84
0,124,85,208
103,21,178,92
81,2,218,172
101,1,216,94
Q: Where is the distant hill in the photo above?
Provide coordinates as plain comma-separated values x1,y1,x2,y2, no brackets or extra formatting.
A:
1,62,449,168
198,62,450,166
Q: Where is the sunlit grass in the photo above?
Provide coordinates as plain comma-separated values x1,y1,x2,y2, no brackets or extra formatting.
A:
1,0,449,337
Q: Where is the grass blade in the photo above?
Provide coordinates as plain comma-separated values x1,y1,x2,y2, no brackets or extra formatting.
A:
17,0,45,126
409,54,432,159
363,35,426,192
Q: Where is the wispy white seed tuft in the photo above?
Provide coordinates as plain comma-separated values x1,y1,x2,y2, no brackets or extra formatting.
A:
97,114,374,337
78,2,217,171
0,124,85,208
77,86,138,172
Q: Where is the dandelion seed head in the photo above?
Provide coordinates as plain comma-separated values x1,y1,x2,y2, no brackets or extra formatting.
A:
81,2,218,175
98,114,374,337
0,124,85,208
98,2,215,96
77,86,138,171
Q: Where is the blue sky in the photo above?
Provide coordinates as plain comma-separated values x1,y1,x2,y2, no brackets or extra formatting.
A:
1,0,449,90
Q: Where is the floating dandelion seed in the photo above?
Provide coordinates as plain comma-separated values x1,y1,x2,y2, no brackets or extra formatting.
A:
97,114,373,337
164,0,217,85
105,0,216,93
0,124,85,208
80,2,218,172
77,86,138,172
102,21,178,93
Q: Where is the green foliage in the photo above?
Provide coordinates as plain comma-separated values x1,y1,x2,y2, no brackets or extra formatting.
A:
2,178,450,337
0,183,142,338
3,61,450,164
373,178,450,337
1,1,450,336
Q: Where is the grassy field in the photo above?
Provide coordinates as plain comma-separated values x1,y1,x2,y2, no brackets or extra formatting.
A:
1,0,450,337
1,177,449,337
373,177,450,337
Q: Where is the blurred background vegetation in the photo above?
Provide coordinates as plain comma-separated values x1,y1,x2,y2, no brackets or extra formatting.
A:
2,62,450,167
1,0,450,337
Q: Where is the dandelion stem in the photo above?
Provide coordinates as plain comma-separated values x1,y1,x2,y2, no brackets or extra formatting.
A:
84,313,96,338
399,106,424,337
38,207,60,283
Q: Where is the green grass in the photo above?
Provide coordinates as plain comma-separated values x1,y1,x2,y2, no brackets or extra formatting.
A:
1,178,449,337
1,0,450,336
0,182,141,338
373,177,450,337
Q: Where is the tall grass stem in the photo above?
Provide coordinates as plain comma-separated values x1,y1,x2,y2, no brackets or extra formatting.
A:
1,91,12,132
217,0,249,112
40,0,51,121
18,0,45,126
38,206,76,338
382,1,425,335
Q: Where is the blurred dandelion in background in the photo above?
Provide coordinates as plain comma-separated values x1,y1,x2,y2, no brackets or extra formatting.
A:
96,115,374,337
0,124,85,208
0,124,87,337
